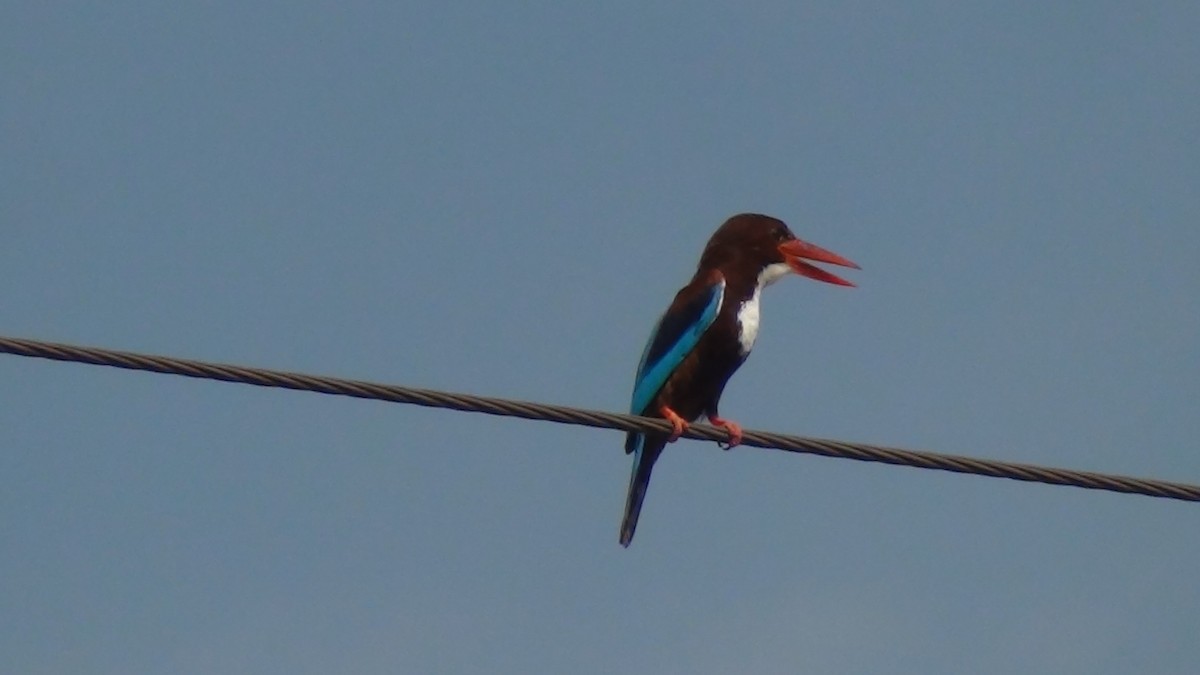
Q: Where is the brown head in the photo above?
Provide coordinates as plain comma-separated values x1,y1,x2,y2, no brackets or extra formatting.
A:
697,213,860,287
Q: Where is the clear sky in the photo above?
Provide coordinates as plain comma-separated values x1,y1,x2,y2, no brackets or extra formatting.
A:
3,2,1198,673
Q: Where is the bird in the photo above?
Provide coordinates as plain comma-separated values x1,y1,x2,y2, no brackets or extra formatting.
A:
619,213,859,547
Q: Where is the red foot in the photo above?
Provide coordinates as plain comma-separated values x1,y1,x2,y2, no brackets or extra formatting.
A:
709,415,743,449
659,405,689,442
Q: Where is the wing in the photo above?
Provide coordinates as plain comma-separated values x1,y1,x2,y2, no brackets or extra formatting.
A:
629,275,726,417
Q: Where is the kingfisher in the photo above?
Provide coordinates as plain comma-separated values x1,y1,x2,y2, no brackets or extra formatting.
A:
620,213,859,547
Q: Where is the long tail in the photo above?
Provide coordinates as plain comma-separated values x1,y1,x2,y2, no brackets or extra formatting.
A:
620,433,667,547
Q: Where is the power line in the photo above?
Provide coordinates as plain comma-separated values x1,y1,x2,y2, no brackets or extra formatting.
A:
2,334,1197,503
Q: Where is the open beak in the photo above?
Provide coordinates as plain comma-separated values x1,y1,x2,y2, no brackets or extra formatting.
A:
778,239,860,287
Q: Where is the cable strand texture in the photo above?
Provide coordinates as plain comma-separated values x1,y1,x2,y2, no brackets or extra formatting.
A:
2,334,1197,503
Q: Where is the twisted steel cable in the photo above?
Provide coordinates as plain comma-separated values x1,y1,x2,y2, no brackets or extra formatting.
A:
2,334,1198,503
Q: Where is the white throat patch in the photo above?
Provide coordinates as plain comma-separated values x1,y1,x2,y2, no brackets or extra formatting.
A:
735,262,790,355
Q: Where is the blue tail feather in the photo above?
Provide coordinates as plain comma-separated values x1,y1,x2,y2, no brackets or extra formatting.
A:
619,433,664,547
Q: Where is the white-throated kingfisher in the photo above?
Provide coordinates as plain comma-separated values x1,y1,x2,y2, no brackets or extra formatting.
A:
620,213,859,547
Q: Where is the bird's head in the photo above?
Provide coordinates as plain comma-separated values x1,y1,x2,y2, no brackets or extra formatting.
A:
700,213,860,287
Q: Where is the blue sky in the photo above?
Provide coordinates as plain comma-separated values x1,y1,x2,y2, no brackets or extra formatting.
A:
3,2,1198,673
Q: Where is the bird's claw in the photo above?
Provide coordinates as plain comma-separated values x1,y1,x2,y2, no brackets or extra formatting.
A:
710,416,743,450
659,405,689,442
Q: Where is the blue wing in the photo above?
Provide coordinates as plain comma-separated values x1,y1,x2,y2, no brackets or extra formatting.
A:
629,276,726,418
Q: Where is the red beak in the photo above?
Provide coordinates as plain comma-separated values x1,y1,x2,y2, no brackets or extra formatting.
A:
778,239,860,287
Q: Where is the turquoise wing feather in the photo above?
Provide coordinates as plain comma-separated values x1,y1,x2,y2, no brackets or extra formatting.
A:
629,278,726,417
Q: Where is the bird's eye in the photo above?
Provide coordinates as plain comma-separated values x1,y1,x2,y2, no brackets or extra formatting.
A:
774,228,789,242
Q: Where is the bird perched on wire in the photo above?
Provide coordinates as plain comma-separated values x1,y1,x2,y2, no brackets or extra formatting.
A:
620,213,859,547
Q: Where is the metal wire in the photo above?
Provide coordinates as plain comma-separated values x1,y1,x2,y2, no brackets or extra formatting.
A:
2,334,1197,503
